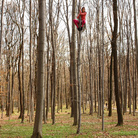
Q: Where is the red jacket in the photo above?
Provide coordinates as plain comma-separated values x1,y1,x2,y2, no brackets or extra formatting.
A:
77,10,87,21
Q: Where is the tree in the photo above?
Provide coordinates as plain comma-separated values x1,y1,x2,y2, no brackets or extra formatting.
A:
31,0,45,137
29,0,33,123
72,0,78,126
96,0,101,117
21,0,25,123
133,0,137,115
101,0,105,130
111,0,123,126
77,0,81,134
0,0,4,59
108,53,113,117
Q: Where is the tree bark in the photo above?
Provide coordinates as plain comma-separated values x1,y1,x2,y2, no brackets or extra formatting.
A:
31,0,45,137
133,0,138,76
46,29,50,121
72,0,78,126
112,0,123,126
29,0,33,123
96,0,101,117
133,0,137,113
126,20,131,114
108,53,113,117
0,0,4,59
18,46,23,119
49,0,56,125
77,1,81,133
21,0,25,123
101,0,105,130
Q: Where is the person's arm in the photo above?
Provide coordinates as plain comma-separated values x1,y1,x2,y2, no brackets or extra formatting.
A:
77,13,80,19
79,11,86,16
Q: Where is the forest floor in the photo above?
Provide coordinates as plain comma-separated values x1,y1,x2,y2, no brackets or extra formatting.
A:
0,106,138,138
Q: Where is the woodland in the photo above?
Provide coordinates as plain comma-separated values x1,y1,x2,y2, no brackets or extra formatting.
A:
0,0,138,137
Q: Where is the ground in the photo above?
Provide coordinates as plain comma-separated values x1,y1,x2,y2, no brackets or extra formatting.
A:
0,107,138,138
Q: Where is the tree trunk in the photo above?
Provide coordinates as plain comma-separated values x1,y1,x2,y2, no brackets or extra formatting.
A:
0,0,4,59
133,0,138,113
101,0,105,130
29,0,33,123
21,0,25,123
1,93,4,119
11,57,14,114
123,62,127,114
108,53,113,117
31,0,45,137
64,62,68,109
49,0,56,125
81,64,84,114
72,0,78,126
60,72,63,112
77,2,81,133
118,15,123,115
46,31,50,121
133,0,138,76
97,0,101,117
126,20,131,114
112,0,123,126
88,27,93,115
18,46,23,119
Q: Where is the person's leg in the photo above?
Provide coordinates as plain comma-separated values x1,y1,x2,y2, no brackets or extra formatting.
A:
73,19,79,28
81,20,86,27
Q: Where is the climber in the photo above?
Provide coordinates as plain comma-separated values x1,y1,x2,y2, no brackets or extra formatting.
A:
73,7,87,31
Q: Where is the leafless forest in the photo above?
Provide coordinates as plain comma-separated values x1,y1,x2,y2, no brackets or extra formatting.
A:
0,0,137,136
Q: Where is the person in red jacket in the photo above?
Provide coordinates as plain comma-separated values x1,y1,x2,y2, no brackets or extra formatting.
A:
73,7,87,31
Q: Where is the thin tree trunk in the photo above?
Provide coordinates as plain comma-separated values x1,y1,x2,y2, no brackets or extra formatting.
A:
101,0,104,130
77,2,81,133
29,0,33,123
72,0,78,126
21,0,25,123
108,53,113,117
1,93,4,119
81,65,84,114
46,28,50,121
49,0,56,125
11,58,14,114
0,0,4,59
57,64,60,112
64,62,68,109
60,72,63,112
133,0,138,76
97,0,101,117
64,0,73,115
123,62,127,114
126,20,131,114
18,46,23,119
31,0,45,137
85,71,88,111
119,15,123,115
88,26,93,115
112,0,123,126
133,0,137,112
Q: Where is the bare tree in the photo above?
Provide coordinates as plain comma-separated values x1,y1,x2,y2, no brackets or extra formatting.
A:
101,0,105,130
77,0,81,134
112,0,123,126
72,0,78,126
0,0,4,59
29,0,33,123
21,0,25,123
96,0,101,116
133,0,137,115
31,0,45,136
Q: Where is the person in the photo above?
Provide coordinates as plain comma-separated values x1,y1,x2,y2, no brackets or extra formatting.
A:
73,7,87,31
